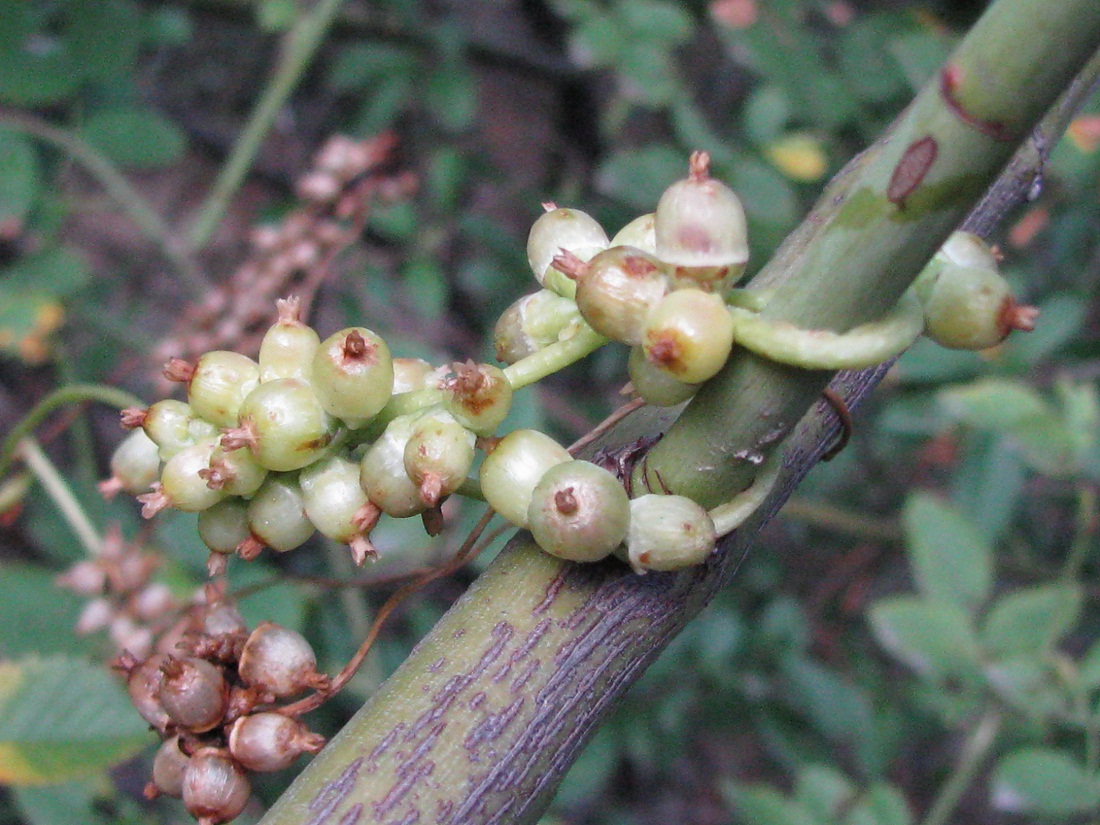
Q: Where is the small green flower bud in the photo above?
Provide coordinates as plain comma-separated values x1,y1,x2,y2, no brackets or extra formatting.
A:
527,460,630,562
527,205,609,298
259,296,321,382
311,327,394,425
626,494,716,573
642,288,735,384
478,428,571,527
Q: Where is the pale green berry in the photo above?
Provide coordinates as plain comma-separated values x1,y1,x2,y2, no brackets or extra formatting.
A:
478,428,571,527
198,499,251,558
654,152,748,291
527,460,630,562
627,344,700,406
311,327,393,425
165,351,260,428
130,400,217,461
442,361,513,436
222,378,336,472
99,429,161,499
527,205,609,298
494,289,584,365
403,408,476,506
299,455,379,564
199,443,267,497
642,288,735,384
572,246,671,345
259,296,321,382
921,263,1037,350
392,357,439,394
610,213,656,254
359,414,424,518
247,475,315,552
626,494,716,573
138,438,225,517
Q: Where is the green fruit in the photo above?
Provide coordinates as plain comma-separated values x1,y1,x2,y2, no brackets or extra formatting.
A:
610,213,656,254
392,357,438,394
478,428,571,527
137,400,217,461
311,327,394,425
223,378,336,472
183,351,261,427
527,460,630,562
654,151,748,291
527,206,609,298
259,296,321,382
198,498,252,556
359,414,425,518
442,361,513,436
200,443,267,497
494,289,584,365
100,429,161,498
627,344,699,407
247,475,315,553
574,246,671,345
139,438,225,517
403,408,476,506
626,494,716,573
300,455,378,564
642,288,735,383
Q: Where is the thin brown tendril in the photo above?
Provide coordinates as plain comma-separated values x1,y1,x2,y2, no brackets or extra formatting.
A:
820,387,853,461
568,397,646,455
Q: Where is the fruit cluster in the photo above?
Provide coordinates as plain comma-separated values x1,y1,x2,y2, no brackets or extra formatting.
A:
119,599,327,824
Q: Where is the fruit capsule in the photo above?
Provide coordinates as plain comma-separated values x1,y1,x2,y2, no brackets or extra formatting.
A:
182,748,251,825
654,151,748,291
403,408,476,506
527,205,609,298
626,494,716,573
442,361,513,436
527,460,630,562
238,622,328,698
299,455,379,564
138,438,225,517
627,344,700,407
259,296,321,382
166,351,260,428
222,378,336,472
311,327,394,425
99,429,160,499
359,414,424,518
157,656,229,733
570,245,671,345
199,443,267,497
150,736,190,799
493,289,584,365
247,475,315,553
228,712,325,773
131,400,217,462
478,428,571,527
642,288,735,384
610,212,657,254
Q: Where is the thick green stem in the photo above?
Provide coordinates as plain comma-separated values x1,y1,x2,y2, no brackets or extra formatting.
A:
186,0,346,250
259,4,1100,824
920,711,1002,825
18,438,102,556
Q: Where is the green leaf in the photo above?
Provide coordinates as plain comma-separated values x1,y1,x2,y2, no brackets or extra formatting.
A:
1077,638,1100,689
0,129,39,225
794,764,856,822
838,13,909,104
65,0,142,81
723,784,820,825
327,43,417,92
1056,378,1100,477
950,434,1025,544
845,783,913,825
1002,291,1085,366
902,492,992,611
596,145,685,211
0,37,81,106
991,748,1100,815
79,107,186,169
982,584,1082,658
868,596,982,680
937,377,1051,431
256,0,297,32
617,0,694,46
743,85,793,145
0,564,95,658
0,657,152,785
13,779,107,825
402,257,448,320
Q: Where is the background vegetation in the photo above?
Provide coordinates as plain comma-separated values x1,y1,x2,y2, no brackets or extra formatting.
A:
1,0,1099,823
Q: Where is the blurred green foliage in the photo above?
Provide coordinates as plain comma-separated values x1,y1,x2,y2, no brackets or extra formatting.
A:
0,1,1099,824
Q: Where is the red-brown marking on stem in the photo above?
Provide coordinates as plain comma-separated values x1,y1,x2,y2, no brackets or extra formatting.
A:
887,136,938,209
940,64,1017,142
